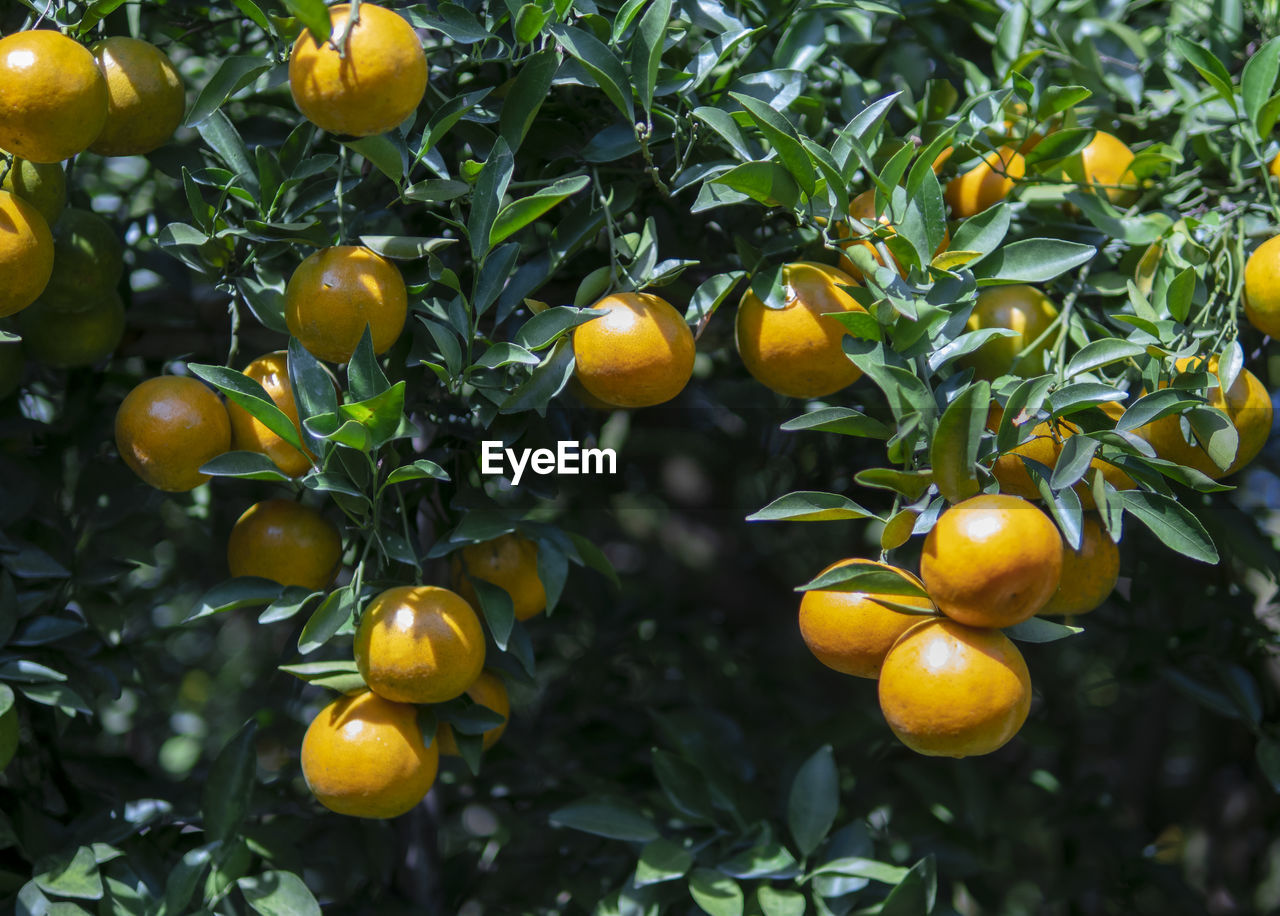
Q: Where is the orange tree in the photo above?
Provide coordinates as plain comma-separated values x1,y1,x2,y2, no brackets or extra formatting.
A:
3,0,1280,913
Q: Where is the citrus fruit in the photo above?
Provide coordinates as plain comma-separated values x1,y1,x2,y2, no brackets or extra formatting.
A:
1271,153,1280,180
944,146,1024,217
1041,514,1119,616
289,3,429,137
354,585,487,705
300,690,438,819
0,687,16,773
573,291,695,408
1075,130,1137,205
114,376,231,491
451,533,547,621
878,618,1032,758
0,338,22,399
284,245,408,364
436,670,510,755
961,285,1058,380
89,37,185,157
0,189,54,318
798,559,934,679
0,30,108,163
735,261,865,399
921,493,1063,628
1,158,65,224
1133,357,1271,479
227,499,342,591
835,190,950,279
38,208,124,312
18,291,124,367
227,351,313,477
989,402,1136,509
1244,234,1280,338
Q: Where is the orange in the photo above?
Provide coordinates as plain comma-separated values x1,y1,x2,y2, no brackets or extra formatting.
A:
944,146,1024,218
354,585,487,704
1244,234,1280,338
0,338,22,399
227,351,313,477
89,37,185,157
989,402,1136,509
798,559,934,679
289,3,428,137
835,190,950,279
436,670,510,755
1133,357,1271,479
1041,514,1119,616
38,209,124,312
18,291,124,367
0,189,53,317
878,619,1032,758
961,285,1058,380
1270,153,1280,180
300,690,438,819
574,291,695,408
284,245,408,363
921,493,1063,628
1075,130,1137,205
227,499,342,591
735,261,865,399
1,158,66,224
451,533,547,621
0,31,108,163
114,376,231,491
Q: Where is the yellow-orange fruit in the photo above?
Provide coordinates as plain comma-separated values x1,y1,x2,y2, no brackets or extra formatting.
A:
89,37,185,156
573,291,695,408
836,190,950,279
284,245,408,364
0,190,53,317
227,351,313,477
451,533,546,622
436,670,510,755
1076,130,1137,205
114,376,231,491
1244,234,1280,338
1041,514,1119,616
227,499,342,591
944,146,1024,218
0,30,107,163
961,285,1058,380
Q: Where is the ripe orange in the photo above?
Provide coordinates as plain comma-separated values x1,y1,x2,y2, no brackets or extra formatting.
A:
735,261,865,399
944,146,1024,218
284,245,408,364
89,37,185,157
1244,234,1280,338
436,670,510,755
989,402,1136,509
300,690,438,819
451,533,546,621
0,338,22,399
798,559,934,679
961,285,1058,380
227,351,313,477
1270,153,1280,180
1041,514,1119,616
573,291,695,408
114,376,231,492
289,3,428,137
227,499,342,591
1133,357,1271,479
18,291,124,367
38,209,124,312
878,618,1032,758
921,493,1063,628
1,158,66,224
0,31,108,163
354,585,487,704
835,190,949,279
1075,130,1137,205
0,189,53,317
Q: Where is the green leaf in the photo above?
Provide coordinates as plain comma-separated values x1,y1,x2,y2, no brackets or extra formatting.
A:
879,856,937,916
797,565,930,599
517,305,604,351
34,847,102,901
931,382,989,503
710,161,801,209
973,239,1096,284
788,745,838,857
1065,339,1147,378
186,56,274,127
469,578,516,651
631,0,673,115
297,586,355,654
1004,617,1083,642
1117,490,1218,563
199,451,294,481
550,26,636,123
1172,35,1237,108
805,856,909,884
781,407,892,439
1257,735,1280,793
949,204,1011,259
188,578,285,622
688,869,745,916
468,137,514,261
549,798,659,841
514,3,548,43
189,364,305,453
854,467,934,500
756,887,805,916
198,110,258,194
204,720,258,845
238,871,322,916
491,175,591,246
634,839,694,887
278,660,365,694
359,235,454,260
746,491,875,522
345,134,405,183
499,336,577,414
1036,85,1091,120
731,93,817,196
499,50,558,151
1244,37,1280,134
385,459,450,485
282,0,331,43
